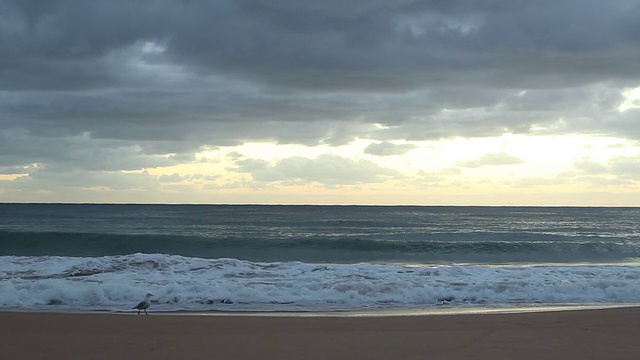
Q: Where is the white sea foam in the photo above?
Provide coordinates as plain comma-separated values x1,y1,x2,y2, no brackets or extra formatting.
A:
1,253,640,312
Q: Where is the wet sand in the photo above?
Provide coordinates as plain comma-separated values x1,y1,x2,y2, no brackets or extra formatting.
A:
2,307,640,359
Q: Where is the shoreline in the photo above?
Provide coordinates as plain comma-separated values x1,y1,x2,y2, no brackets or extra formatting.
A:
2,303,638,317
3,306,640,359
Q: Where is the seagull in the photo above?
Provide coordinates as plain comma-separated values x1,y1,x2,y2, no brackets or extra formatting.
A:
133,293,153,315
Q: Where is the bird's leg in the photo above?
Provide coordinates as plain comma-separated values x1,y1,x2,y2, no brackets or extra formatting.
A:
144,309,148,315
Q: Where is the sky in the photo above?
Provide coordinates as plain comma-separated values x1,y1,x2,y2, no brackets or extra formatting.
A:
1,0,640,206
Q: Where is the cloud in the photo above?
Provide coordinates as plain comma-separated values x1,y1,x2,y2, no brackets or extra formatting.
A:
0,130,189,172
158,173,184,183
607,156,640,180
403,168,462,189
547,156,640,188
2,0,640,199
3,169,161,193
570,156,640,181
456,152,525,168
606,155,640,181
228,154,402,186
364,141,418,156
573,160,608,174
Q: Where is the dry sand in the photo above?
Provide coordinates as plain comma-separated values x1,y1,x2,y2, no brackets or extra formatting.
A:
2,307,640,359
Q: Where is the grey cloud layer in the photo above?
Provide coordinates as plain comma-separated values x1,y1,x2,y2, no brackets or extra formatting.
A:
4,0,640,90
2,0,640,189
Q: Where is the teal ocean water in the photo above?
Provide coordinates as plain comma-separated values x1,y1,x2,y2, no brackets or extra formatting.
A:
1,204,639,312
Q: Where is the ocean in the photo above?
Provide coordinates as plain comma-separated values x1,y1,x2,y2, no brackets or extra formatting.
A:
1,203,640,313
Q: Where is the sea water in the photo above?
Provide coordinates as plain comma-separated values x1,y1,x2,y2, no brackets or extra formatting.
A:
1,204,639,313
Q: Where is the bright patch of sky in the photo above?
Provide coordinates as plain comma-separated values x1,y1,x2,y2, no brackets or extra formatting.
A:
619,87,640,112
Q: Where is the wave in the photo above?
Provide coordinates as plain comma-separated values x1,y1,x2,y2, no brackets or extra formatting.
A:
1,229,640,264
1,254,640,312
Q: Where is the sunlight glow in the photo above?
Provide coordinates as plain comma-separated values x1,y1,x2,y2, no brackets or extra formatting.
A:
618,87,640,112
137,134,640,206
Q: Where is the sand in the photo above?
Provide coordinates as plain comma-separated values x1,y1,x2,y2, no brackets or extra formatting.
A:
2,307,640,359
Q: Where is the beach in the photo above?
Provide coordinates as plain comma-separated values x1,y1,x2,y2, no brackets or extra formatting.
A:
2,307,640,359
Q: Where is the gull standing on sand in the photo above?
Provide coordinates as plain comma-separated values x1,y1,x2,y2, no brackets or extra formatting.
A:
133,293,153,315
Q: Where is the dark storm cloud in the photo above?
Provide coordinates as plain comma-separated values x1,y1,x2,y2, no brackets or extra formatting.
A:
1,0,640,183
3,0,639,91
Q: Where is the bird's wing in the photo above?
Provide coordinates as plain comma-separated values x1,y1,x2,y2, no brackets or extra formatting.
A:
133,301,146,309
